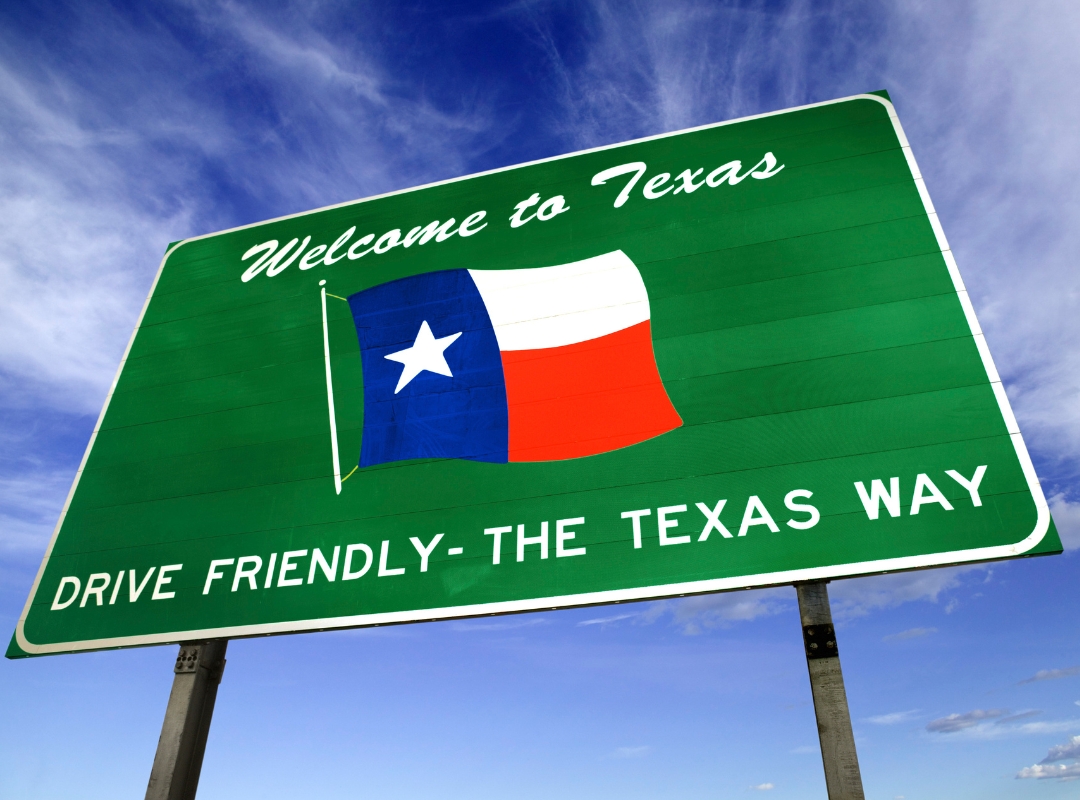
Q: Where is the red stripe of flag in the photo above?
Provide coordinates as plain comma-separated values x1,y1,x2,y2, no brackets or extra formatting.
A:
501,321,682,462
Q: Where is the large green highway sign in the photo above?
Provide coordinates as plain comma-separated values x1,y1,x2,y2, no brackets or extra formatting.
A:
10,93,1061,657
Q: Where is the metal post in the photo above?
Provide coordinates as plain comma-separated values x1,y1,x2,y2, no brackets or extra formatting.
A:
145,640,228,800
795,582,864,800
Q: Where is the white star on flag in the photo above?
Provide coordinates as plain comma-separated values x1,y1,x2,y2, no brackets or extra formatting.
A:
384,320,462,394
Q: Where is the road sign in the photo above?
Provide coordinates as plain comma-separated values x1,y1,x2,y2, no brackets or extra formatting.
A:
10,92,1061,657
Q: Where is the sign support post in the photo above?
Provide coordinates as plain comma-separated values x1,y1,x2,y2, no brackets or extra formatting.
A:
796,581,865,800
145,640,228,800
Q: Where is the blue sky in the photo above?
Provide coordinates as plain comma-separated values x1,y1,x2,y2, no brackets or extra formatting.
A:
2,1,1080,798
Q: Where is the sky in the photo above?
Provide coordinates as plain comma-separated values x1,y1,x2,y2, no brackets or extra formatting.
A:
1,1,1080,798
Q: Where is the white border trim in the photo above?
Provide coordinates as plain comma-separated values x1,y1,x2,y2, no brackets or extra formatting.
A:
13,93,1051,656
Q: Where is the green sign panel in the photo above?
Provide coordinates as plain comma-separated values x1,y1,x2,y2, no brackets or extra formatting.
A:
10,93,1061,657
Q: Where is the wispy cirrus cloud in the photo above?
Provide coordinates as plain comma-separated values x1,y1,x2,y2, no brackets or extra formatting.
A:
867,710,920,726
883,627,937,642
927,708,1077,740
0,1,494,419
829,566,984,619
577,612,638,627
997,710,1043,725
881,2,1080,488
0,471,74,556
642,588,791,635
1046,494,1080,550
642,564,983,634
926,708,1010,733
525,0,882,150
0,1,497,559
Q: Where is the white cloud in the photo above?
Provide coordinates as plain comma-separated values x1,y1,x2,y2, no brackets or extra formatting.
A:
528,0,871,150
642,587,791,635
927,709,1009,733
1016,763,1080,781
828,566,983,619
1042,735,1080,763
0,469,77,556
645,564,987,634
996,710,1042,725
867,710,920,726
1020,666,1080,685
1004,721,1080,738
749,782,774,791
0,60,191,414
577,613,638,627
885,4,1080,478
1047,495,1080,550
928,708,1079,740
0,27,203,414
883,627,937,642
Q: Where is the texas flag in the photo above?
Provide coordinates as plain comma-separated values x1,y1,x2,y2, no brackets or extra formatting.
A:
347,250,681,467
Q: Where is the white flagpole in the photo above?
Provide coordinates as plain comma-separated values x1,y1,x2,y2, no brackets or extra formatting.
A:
320,281,343,495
